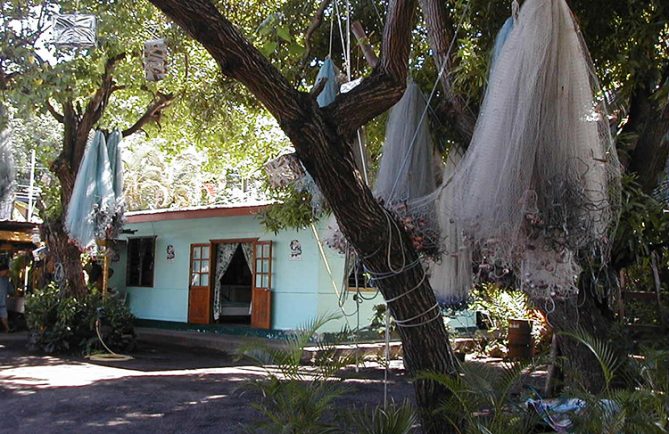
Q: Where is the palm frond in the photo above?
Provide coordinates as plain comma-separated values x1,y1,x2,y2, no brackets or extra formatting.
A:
560,328,623,390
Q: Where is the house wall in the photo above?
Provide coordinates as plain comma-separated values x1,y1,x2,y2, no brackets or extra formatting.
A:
109,214,381,331
313,238,381,333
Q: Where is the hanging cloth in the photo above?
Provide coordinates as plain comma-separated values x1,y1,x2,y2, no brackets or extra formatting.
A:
105,130,125,240
371,81,442,256
315,58,340,108
490,1,519,73
450,0,621,299
65,131,116,249
490,17,515,75
240,242,254,269
212,243,241,320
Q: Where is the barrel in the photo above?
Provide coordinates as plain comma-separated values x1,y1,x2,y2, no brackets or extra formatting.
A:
507,318,533,360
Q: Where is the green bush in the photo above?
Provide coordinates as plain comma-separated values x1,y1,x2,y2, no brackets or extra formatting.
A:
25,283,135,354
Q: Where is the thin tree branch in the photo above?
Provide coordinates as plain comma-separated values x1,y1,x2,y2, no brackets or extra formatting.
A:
45,100,64,123
122,92,175,137
327,0,417,137
78,53,126,137
302,0,333,67
418,0,476,142
351,21,378,68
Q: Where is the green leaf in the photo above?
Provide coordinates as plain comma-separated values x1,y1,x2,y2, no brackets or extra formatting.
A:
260,41,278,57
276,26,292,42
287,42,305,57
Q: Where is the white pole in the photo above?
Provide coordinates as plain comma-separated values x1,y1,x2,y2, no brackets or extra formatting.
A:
27,149,36,221
345,0,352,81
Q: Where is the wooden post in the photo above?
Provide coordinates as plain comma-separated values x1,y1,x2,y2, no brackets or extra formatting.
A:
98,238,109,296
102,246,109,297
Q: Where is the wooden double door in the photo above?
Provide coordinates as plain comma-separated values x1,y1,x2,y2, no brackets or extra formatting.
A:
188,239,272,329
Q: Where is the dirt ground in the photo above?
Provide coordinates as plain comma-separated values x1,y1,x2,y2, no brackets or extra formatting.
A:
0,333,414,433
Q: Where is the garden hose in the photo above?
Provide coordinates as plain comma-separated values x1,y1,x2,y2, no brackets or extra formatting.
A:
87,319,134,362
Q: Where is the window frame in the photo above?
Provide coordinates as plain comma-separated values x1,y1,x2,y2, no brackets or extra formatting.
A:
346,265,377,293
126,236,156,288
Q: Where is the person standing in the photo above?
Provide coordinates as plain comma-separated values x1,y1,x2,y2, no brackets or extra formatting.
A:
0,263,14,333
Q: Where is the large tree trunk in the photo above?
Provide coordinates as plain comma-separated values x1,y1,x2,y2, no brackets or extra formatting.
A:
541,292,613,393
538,267,623,393
289,98,458,432
148,0,459,431
45,108,89,296
41,215,87,296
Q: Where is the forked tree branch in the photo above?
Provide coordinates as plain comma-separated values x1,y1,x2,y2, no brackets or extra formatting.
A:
122,92,176,137
148,0,416,138
45,100,64,123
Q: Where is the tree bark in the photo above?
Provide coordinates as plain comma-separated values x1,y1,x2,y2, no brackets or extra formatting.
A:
418,0,476,143
540,290,612,393
149,0,459,431
627,100,669,192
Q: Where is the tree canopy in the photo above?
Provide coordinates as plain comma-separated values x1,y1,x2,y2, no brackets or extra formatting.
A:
2,1,667,430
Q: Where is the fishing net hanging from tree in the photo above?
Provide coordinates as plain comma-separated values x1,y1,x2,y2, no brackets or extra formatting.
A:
450,0,621,300
372,81,442,257
426,147,472,306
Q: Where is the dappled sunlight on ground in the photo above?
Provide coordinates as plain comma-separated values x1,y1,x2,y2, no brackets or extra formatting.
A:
0,334,414,434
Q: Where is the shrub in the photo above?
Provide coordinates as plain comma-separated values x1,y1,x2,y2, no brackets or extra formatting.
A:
25,283,135,354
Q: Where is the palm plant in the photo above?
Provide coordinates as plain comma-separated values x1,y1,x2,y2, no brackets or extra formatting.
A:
123,138,207,210
239,314,421,433
420,360,541,434
562,330,669,433
343,401,418,434
239,315,354,433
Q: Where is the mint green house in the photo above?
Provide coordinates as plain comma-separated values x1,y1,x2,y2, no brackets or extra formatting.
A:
109,204,380,332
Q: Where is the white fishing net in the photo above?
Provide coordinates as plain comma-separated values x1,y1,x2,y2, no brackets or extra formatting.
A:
373,81,442,257
450,0,621,300
426,148,473,306
324,81,441,256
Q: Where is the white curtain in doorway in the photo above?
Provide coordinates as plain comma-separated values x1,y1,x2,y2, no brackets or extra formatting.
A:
240,242,254,315
212,243,239,320
240,243,254,273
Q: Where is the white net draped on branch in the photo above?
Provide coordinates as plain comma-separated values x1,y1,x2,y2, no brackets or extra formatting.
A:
426,148,473,306
450,0,621,299
373,81,442,257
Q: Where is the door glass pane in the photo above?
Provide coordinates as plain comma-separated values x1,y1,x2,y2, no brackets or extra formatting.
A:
263,244,270,256
191,273,199,286
202,248,209,259
255,275,262,287
193,260,201,273
193,248,201,259
201,274,209,287
201,260,209,274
